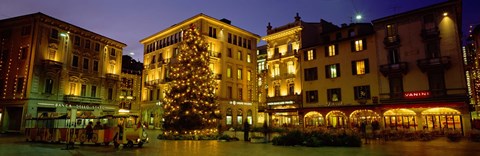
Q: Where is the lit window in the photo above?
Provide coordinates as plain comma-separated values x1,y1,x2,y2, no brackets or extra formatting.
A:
287,61,295,74
274,64,280,76
356,61,365,74
307,50,314,60
81,84,87,96
352,59,369,75
237,68,242,80
227,67,232,78
327,88,341,102
328,45,337,56
237,51,242,60
247,70,251,81
69,83,76,95
355,40,363,51
326,64,340,78
247,54,251,63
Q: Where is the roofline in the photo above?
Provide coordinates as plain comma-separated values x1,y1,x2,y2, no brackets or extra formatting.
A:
140,13,261,44
372,0,457,24
0,12,127,47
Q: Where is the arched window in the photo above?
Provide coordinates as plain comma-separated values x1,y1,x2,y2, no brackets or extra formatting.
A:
226,108,232,125
237,109,243,126
247,109,253,125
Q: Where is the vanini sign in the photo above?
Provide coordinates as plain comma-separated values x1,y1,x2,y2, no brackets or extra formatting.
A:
403,91,430,98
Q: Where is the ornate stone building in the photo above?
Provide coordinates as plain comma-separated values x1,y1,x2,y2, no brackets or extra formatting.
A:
0,13,125,132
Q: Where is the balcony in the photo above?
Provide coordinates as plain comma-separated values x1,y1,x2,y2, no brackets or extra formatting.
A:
421,27,440,40
266,94,302,103
379,62,408,76
42,60,63,71
161,58,171,64
269,50,298,60
144,79,161,87
146,63,157,69
64,95,102,104
209,51,221,58
383,35,400,47
105,73,120,81
417,56,451,72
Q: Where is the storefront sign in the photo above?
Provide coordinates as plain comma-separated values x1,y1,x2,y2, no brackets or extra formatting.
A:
229,101,252,105
403,91,430,98
267,101,294,105
38,102,114,110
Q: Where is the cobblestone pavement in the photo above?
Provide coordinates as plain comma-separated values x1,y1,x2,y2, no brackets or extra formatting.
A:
1,130,480,156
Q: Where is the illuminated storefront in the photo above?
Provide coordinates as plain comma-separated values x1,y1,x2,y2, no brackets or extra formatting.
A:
304,111,324,127
422,107,462,131
383,109,417,130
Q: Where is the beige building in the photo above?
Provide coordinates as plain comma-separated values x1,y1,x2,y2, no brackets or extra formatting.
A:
140,14,260,129
299,23,379,128
262,14,338,127
373,0,469,133
0,13,126,132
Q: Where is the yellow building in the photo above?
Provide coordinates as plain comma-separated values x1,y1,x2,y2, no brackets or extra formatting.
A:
0,13,126,133
299,23,379,128
262,14,338,127
119,55,143,115
140,14,260,129
373,0,469,133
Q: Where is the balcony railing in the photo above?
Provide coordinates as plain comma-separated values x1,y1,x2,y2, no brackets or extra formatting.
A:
266,94,302,103
383,35,400,47
209,51,221,58
379,62,408,76
105,73,120,81
145,79,161,86
42,59,63,70
269,50,297,60
64,95,102,104
417,56,451,72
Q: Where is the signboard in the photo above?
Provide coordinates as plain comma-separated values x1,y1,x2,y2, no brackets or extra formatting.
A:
267,101,294,105
229,101,252,105
403,91,430,98
38,103,115,110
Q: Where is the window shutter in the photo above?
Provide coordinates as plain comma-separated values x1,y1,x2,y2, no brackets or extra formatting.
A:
325,46,329,57
362,38,367,50
351,61,357,75
327,89,331,101
337,89,342,101
325,65,330,78
365,59,370,73
313,49,316,59
335,44,339,55
337,63,341,77
304,50,308,61
351,40,355,52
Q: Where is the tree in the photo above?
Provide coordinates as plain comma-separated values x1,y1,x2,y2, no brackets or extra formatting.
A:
162,24,219,135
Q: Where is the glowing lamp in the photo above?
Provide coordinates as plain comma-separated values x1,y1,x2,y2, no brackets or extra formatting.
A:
443,12,448,16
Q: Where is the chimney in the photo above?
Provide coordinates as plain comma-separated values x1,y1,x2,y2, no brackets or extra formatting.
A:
220,18,231,25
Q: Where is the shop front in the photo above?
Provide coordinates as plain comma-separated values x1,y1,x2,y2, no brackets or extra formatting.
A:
349,110,380,128
222,100,256,130
383,108,418,130
325,110,347,128
140,101,163,129
304,111,324,127
422,107,462,132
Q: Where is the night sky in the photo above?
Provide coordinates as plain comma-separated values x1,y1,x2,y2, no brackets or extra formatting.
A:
1,0,478,62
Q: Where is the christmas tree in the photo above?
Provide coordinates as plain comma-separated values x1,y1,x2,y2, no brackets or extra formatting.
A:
162,24,219,135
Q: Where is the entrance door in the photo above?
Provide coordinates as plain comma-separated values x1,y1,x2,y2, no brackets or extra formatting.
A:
7,107,22,131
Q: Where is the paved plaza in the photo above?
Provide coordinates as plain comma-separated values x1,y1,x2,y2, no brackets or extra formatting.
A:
1,130,480,156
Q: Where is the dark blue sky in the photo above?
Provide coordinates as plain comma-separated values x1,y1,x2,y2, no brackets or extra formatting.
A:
1,0,478,62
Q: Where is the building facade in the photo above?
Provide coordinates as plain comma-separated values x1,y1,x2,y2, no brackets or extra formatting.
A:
119,55,143,115
466,24,480,129
299,23,379,128
262,14,338,127
0,13,126,133
373,0,468,133
140,14,260,130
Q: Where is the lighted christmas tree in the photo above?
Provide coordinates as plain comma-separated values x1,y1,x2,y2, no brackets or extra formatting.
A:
162,24,219,135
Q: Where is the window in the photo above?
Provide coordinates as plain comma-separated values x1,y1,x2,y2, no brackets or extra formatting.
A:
388,49,400,64
227,66,232,78
287,61,294,74
50,29,58,39
237,109,243,125
351,39,367,52
336,32,342,40
237,68,242,80
21,25,31,36
233,35,237,45
108,88,113,100
45,79,53,94
306,90,318,103
151,55,156,64
352,59,369,75
326,44,338,57
208,27,217,38
91,86,97,97
228,33,232,43
386,24,396,36
110,48,116,56
227,86,233,99
74,36,81,46
81,84,87,96
149,90,153,101
274,85,280,96
325,63,340,78
93,60,99,72
237,51,242,60
83,58,89,70
227,48,232,57
238,88,243,100
247,54,251,63
85,40,91,49
274,64,280,76
248,40,251,49
238,37,243,46
157,89,160,100
423,14,435,30
305,49,316,61
247,70,251,81
226,108,232,125
288,83,294,95
69,83,76,95
20,47,28,59
72,55,79,67
16,78,24,93
348,29,355,37
94,43,100,51
258,61,265,73
243,38,247,48
247,110,253,125
327,88,341,102
354,85,370,100
304,67,318,81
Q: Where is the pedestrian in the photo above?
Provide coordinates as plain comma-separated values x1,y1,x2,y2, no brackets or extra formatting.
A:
94,121,102,130
86,121,94,141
